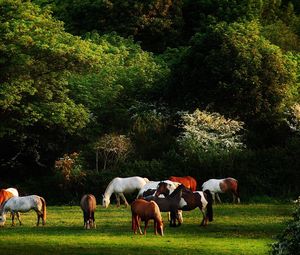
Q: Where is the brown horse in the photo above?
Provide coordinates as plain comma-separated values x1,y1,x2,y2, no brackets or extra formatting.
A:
156,182,213,226
80,194,96,229
0,189,14,205
201,178,240,203
131,199,164,236
169,176,197,191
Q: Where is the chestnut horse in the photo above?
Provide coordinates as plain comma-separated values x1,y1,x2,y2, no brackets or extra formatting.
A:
156,182,213,226
169,176,197,191
0,189,14,205
131,199,164,236
80,194,96,229
202,177,240,203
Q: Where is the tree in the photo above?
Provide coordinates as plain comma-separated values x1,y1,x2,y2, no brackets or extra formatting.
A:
167,21,298,125
0,0,104,171
34,0,185,53
177,109,245,156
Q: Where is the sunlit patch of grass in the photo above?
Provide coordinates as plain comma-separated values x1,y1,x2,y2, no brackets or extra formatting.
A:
0,203,293,255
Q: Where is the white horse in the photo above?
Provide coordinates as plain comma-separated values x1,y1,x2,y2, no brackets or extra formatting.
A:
102,176,149,208
0,195,46,226
5,188,19,197
202,177,240,203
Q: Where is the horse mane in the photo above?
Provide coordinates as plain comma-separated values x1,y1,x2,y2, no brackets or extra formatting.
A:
169,184,185,198
104,177,118,196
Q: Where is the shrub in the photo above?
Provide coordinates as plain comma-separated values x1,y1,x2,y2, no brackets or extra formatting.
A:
271,203,300,255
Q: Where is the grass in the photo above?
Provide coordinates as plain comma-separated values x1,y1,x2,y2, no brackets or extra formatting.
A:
0,203,293,255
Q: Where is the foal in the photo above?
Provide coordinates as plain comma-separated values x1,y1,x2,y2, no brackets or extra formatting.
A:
131,199,164,236
80,194,96,229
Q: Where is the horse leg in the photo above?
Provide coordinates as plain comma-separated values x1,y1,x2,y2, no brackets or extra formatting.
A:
137,216,143,235
11,212,15,226
37,212,41,226
144,220,149,235
15,212,22,225
216,193,222,203
199,208,206,226
154,220,157,235
92,212,96,228
119,193,129,207
115,193,121,207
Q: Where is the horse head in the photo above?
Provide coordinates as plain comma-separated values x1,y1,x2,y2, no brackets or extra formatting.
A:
102,195,110,208
155,182,170,197
157,220,164,236
0,208,6,227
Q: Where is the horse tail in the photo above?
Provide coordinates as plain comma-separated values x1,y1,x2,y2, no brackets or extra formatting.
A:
40,197,47,224
204,190,213,222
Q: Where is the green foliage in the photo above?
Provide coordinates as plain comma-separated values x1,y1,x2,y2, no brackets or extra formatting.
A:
34,0,185,52
167,21,298,129
271,204,300,255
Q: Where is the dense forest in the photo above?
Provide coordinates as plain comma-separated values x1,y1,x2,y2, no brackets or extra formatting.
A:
0,0,299,203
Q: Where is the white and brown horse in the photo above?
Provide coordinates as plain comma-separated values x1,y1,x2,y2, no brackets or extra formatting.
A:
0,195,46,226
202,177,240,203
80,194,96,229
156,182,213,226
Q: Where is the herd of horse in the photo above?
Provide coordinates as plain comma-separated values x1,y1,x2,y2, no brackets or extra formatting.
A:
0,176,240,236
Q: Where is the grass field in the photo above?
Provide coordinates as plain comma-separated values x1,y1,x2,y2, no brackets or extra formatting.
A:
0,203,293,255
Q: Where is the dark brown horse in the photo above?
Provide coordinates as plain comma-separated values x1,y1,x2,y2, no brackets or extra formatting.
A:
80,194,96,229
169,176,197,191
201,178,240,203
156,182,213,226
131,199,164,236
144,184,184,227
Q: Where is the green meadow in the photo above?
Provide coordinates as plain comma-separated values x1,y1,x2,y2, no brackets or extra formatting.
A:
0,203,293,255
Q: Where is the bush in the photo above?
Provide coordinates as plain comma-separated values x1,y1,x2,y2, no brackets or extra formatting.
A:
271,203,300,255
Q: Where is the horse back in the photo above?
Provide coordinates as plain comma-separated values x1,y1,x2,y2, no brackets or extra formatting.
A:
0,189,14,205
222,178,238,192
81,194,96,212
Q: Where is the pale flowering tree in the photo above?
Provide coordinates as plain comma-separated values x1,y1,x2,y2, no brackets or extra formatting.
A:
94,134,132,171
177,109,245,155
287,103,300,133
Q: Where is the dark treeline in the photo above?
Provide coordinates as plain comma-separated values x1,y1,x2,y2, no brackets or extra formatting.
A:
0,0,299,204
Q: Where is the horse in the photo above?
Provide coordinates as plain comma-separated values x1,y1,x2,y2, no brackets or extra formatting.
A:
137,180,181,198
102,176,149,208
156,182,213,226
131,199,164,236
169,176,197,191
0,195,46,227
0,189,14,205
80,194,96,229
5,188,19,197
202,177,240,203
144,184,184,227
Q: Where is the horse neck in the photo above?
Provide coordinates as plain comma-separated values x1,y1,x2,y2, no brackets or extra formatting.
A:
104,181,115,198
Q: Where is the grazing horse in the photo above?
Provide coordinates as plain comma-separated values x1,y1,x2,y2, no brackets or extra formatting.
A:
156,182,213,226
169,176,197,191
80,194,97,229
102,176,149,208
131,199,164,236
202,178,240,203
0,195,46,227
137,180,181,198
144,184,184,227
